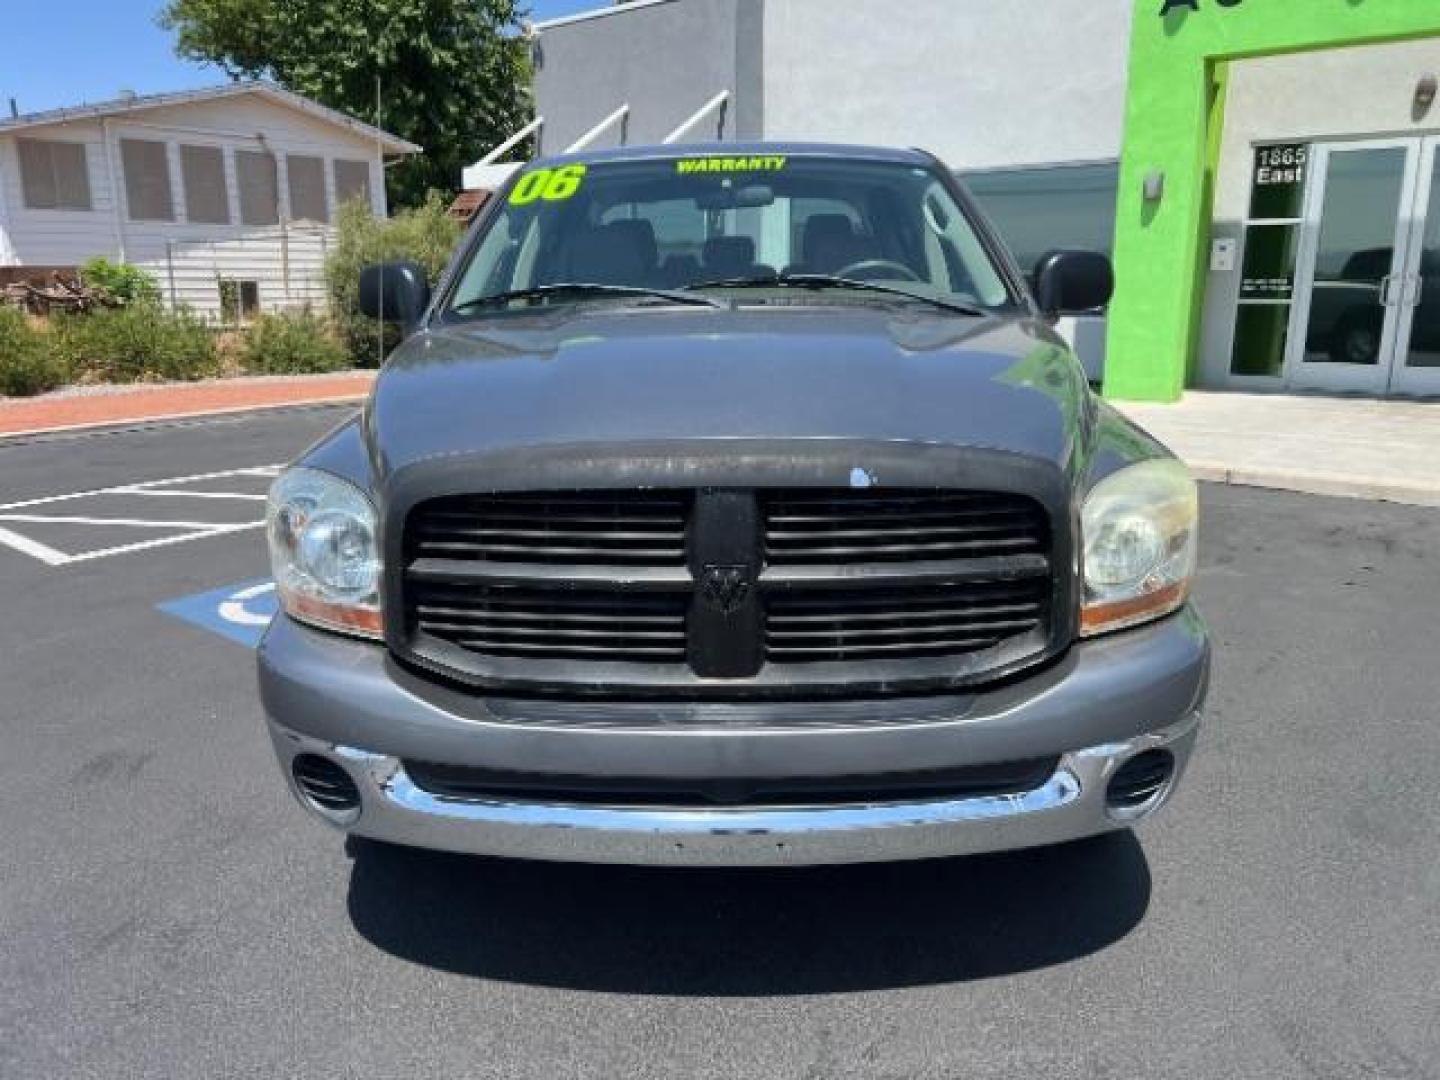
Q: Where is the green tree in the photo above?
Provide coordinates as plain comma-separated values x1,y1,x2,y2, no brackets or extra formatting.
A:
159,0,532,207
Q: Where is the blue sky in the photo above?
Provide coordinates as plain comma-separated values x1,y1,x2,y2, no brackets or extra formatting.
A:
0,1,602,115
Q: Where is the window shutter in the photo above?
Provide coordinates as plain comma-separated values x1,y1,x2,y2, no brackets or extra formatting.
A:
333,159,372,210
286,154,327,222
236,149,279,227
121,138,175,222
17,138,92,211
181,145,230,224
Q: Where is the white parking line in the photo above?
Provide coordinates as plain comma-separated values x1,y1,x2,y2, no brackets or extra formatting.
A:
0,464,281,566
0,514,247,529
109,489,269,501
0,525,70,567
61,523,266,565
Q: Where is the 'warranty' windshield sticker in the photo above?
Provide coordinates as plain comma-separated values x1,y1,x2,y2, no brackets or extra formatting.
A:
675,156,788,175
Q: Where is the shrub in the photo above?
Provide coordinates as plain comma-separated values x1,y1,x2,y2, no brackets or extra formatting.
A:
0,307,66,396
53,303,218,383
325,193,462,364
79,257,160,306
241,310,350,375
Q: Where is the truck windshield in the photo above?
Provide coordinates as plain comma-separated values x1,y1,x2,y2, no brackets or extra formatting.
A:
442,154,1015,319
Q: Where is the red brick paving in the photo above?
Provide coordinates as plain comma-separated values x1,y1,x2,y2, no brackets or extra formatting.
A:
0,372,375,437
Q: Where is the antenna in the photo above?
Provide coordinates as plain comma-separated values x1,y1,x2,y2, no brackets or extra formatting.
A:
376,73,384,370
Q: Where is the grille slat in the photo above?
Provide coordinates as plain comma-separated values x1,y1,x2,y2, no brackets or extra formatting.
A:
767,618,1040,641
416,605,679,626
764,537,1041,559
769,602,1043,625
450,638,687,659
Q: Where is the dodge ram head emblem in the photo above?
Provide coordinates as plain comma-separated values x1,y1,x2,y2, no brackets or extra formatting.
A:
700,564,752,614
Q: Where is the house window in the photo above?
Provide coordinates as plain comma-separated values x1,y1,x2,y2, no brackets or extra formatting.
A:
333,159,372,209
17,137,93,211
236,150,279,226
219,279,260,323
120,138,175,222
286,154,327,223
181,144,230,224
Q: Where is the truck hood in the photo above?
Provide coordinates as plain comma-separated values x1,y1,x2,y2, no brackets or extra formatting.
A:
364,306,1092,485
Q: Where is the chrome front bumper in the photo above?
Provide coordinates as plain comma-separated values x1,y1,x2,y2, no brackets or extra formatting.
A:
260,607,1209,866
267,713,1200,866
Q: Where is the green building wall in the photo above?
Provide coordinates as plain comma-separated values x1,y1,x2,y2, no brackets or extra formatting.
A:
1105,0,1440,401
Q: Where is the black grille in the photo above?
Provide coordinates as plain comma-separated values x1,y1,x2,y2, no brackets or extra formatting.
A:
409,491,689,565
765,578,1049,664
763,490,1046,565
403,756,1059,807
399,486,1060,696
412,582,688,662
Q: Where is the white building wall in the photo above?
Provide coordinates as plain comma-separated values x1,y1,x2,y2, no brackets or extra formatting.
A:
0,93,389,317
531,0,760,152
760,0,1133,170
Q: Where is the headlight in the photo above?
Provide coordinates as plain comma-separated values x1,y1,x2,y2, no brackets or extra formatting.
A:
1080,459,1197,637
267,467,382,639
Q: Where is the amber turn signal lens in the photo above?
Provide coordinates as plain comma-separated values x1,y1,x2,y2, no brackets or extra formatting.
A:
1079,580,1189,638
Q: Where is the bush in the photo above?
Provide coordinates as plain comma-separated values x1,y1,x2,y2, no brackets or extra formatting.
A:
79,257,160,306
53,303,218,383
0,307,66,396
325,193,462,364
241,310,350,375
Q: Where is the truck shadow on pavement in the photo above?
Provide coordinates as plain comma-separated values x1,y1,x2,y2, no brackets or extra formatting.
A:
345,831,1149,993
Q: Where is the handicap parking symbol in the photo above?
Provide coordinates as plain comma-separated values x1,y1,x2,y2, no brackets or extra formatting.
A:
158,579,278,648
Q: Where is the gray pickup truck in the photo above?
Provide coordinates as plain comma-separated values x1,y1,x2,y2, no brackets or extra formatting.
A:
258,143,1208,866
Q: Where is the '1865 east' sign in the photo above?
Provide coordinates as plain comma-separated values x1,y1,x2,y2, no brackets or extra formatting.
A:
1160,0,1243,14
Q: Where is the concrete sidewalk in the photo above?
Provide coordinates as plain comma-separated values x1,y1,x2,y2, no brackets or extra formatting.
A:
0,371,374,438
1117,391,1440,508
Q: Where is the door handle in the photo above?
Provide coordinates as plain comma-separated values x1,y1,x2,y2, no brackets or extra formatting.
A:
1379,274,1398,306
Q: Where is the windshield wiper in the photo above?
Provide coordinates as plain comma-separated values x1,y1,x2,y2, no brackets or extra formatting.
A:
451,282,724,315
686,273,991,317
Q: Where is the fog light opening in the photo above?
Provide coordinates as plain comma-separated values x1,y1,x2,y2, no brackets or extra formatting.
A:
1105,748,1175,818
291,753,362,824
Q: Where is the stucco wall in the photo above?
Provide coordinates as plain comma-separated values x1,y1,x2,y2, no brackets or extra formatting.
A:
1197,36,1440,387
532,0,764,153
760,0,1132,170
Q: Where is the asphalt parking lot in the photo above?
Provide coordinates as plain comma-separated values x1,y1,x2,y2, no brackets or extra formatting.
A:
1,405,1437,1079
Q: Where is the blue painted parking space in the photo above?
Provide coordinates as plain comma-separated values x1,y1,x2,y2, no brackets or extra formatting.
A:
158,578,277,648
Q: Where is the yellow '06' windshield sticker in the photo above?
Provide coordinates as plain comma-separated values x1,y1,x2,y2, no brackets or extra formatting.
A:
509,164,588,206
675,156,787,175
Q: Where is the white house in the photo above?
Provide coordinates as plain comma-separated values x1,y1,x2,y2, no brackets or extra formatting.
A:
0,82,420,319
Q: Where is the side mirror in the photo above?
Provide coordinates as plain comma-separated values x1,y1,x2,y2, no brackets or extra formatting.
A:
1033,250,1114,316
358,261,431,329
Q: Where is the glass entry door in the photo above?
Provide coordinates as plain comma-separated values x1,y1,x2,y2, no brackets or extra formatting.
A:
1286,140,1418,394
1285,137,1440,396
1390,138,1440,396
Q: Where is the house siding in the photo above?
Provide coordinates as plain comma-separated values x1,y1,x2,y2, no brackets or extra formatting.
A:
0,92,393,318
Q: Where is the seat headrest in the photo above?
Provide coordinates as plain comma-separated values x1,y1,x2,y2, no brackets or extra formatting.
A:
702,236,757,273
608,219,658,269
802,214,858,253
565,223,648,285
